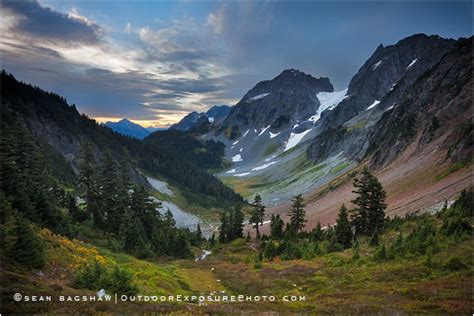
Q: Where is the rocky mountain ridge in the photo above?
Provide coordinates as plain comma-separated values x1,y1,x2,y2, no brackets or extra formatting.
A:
170,105,230,132
219,69,333,137
203,34,471,209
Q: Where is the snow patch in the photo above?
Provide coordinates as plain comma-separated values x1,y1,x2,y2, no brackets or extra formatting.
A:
208,117,214,123
195,250,212,261
293,123,299,129
234,172,251,177
151,197,200,231
366,100,380,111
226,168,237,174
251,161,277,171
249,93,270,101
239,148,243,152
309,89,348,123
269,131,280,138
265,155,277,162
242,129,250,137
232,154,243,162
232,140,239,145
407,58,417,69
372,60,382,70
146,176,174,197
258,125,271,137
284,129,313,152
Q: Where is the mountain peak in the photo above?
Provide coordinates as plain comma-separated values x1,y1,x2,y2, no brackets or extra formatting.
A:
220,68,334,131
279,68,304,76
105,119,151,139
170,105,231,132
117,118,135,125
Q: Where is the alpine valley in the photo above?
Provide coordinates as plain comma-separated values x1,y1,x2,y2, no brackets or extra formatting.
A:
1,33,472,314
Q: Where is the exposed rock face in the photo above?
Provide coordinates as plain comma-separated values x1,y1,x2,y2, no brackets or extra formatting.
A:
367,37,472,168
220,69,333,136
170,111,201,131
170,105,230,131
321,34,457,129
205,105,231,124
308,34,459,164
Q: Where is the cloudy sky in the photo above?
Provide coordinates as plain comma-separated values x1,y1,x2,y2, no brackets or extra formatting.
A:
2,1,471,127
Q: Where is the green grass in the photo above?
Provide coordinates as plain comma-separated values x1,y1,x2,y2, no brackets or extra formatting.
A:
264,143,280,156
346,119,368,132
2,209,473,314
435,160,472,181
276,145,299,158
220,153,329,201
330,161,351,174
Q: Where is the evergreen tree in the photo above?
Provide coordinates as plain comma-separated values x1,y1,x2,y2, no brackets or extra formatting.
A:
314,242,323,256
196,223,203,246
119,208,153,259
350,168,387,237
77,141,97,221
9,217,45,269
369,228,380,247
210,232,216,246
270,214,284,239
130,186,160,240
106,265,138,296
312,221,324,241
335,204,352,248
97,151,128,233
374,243,387,261
389,233,405,258
263,241,278,260
249,194,265,240
280,238,298,260
326,234,343,253
218,212,230,243
68,195,88,222
229,205,244,240
34,191,68,235
173,231,194,259
289,194,306,236
163,209,176,228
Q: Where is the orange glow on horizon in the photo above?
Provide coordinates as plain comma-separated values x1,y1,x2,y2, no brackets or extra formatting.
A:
93,116,179,128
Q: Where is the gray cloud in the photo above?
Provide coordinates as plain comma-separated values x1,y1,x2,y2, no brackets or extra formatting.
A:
2,1,470,127
3,0,100,45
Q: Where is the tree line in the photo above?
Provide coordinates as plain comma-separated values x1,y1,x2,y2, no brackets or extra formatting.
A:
217,168,389,260
0,127,204,272
76,142,198,259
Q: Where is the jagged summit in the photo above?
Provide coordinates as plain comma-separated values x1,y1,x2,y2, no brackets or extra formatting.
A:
221,69,333,132
321,34,457,129
170,105,231,132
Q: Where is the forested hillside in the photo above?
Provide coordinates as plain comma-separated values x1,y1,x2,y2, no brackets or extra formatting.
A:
1,71,243,208
144,130,228,170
